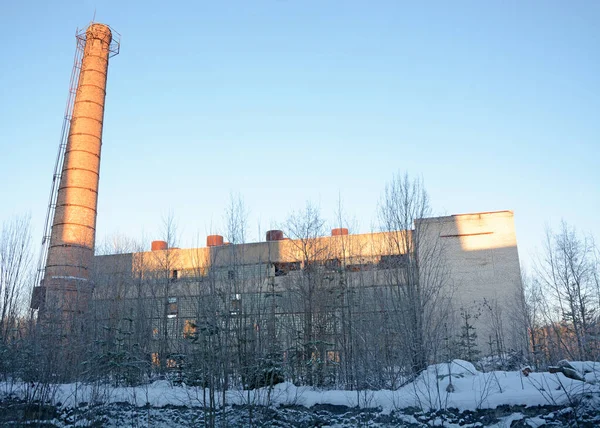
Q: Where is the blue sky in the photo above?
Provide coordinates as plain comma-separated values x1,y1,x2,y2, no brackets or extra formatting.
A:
1,1,598,269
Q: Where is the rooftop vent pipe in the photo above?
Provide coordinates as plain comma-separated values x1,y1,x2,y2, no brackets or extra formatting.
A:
207,235,224,247
331,228,349,236
151,240,168,251
266,230,284,241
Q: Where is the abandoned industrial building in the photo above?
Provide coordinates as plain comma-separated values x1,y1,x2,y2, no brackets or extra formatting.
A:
29,22,527,385
87,210,526,382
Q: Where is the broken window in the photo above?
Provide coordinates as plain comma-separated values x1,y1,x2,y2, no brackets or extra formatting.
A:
324,258,341,270
379,254,409,268
231,293,242,315
274,262,301,276
183,320,197,339
167,297,178,318
345,263,373,272
327,350,340,364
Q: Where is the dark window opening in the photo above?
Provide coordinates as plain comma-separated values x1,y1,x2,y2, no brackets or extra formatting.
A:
345,263,373,272
30,286,46,309
171,269,179,281
303,260,321,271
304,259,341,271
327,350,340,364
167,297,178,318
231,293,242,315
183,320,197,339
274,262,301,276
324,258,341,270
379,254,409,268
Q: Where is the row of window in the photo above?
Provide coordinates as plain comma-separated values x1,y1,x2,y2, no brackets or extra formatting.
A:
166,255,409,282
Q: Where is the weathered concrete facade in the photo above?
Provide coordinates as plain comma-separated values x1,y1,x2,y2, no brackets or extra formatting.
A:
418,211,526,351
92,211,525,358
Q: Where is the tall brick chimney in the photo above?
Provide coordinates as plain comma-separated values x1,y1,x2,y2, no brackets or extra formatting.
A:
41,24,114,321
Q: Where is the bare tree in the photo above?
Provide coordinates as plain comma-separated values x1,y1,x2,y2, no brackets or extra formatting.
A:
331,196,359,389
522,272,548,368
0,214,32,343
284,201,335,386
225,192,248,246
155,212,181,371
95,233,142,256
377,172,451,377
534,221,599,361
87,234,150,386
0,214,33,386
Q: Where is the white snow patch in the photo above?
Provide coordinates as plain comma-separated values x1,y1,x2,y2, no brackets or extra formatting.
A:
490,412,524,428
2,360,598,414
525,416,546,427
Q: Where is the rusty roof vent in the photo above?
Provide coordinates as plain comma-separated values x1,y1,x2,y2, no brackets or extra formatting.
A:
266,230,284,241
207,235,224,247
151,240,168,251
331,228,349,236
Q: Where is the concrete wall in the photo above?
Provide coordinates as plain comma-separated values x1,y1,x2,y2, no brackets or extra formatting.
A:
92,211,526,354
418,211,526,352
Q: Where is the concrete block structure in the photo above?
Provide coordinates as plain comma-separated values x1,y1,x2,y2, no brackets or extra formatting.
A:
418,211,526,351
92,210,525,367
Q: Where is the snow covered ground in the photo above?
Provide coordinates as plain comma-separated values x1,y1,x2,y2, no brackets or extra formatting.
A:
8,360,596,411
1,360,599,426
